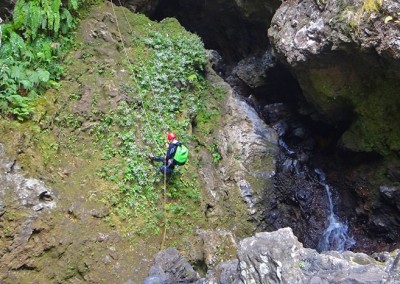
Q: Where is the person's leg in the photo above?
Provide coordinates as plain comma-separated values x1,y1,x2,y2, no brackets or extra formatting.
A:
159,165,173,176
152,156,165,162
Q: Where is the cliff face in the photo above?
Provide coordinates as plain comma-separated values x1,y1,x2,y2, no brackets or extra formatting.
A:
268,0,400,155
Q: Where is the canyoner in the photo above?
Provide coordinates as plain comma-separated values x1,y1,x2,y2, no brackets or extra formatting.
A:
150,132,189,181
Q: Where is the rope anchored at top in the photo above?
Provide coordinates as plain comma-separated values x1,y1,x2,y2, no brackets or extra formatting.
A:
0,17,3,47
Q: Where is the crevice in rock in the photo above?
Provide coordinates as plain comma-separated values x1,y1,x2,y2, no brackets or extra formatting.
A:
191,259,207,278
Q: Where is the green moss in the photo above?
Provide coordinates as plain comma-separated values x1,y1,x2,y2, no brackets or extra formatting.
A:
306,66,358,116
302,57,400,156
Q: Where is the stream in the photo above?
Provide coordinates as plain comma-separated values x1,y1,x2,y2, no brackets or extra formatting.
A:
314,168,355,252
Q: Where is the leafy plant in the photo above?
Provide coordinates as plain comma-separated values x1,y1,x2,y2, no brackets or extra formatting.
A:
207,144,222,164
362,0,382,13
0,0,97,120
86,18,214,235
384,12,400,24
345,0,384,32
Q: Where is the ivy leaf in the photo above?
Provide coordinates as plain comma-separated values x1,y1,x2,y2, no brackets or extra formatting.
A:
384,16,393,24
187,73,197,82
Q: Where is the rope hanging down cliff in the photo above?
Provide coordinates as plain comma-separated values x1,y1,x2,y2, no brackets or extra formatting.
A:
0,17,3,47
110,0,171,250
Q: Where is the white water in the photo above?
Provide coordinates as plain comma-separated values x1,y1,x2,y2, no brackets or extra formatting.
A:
315,168,356,252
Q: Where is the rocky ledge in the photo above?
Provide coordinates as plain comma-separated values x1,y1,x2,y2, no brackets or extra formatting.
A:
142,227,400,284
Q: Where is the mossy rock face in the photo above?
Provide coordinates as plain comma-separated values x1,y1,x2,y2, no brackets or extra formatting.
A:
296,53,400,156
268,0,400,156
0,2,233,282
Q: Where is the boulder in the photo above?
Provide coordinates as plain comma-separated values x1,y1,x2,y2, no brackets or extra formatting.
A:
268,0,400,155
142,247,200,284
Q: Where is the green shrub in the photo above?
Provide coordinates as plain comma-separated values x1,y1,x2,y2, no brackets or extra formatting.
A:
0,0,98,120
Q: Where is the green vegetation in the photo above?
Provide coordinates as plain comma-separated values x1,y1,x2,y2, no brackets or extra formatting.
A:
0,0,99,120
344,0,384,32
90,16,216,236
207,144,222,163
362,0,382,13
384,12,400,24
0,0,226,257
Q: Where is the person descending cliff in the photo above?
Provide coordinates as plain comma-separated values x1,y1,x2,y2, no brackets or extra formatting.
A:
150,132,188,179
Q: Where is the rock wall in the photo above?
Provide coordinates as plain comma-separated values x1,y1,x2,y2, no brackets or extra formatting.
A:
267,0,400,252
197,67,279,237
268,0,400,155
0,143,56,275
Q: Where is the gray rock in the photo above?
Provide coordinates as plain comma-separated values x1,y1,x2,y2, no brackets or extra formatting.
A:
123,0,159,14
228,51,276,89
203,228,395,284
0,144,56,212
146,247,200,284
141,276,168,284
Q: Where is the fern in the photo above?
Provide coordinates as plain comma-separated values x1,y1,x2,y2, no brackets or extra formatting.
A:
69,0,79,10
9,32,25,58
11,0,26,30
46,9,54,31
51,0,62,13
10,0,78,41
0,19,3,47
61,9,74,34
53,12,61,35
0,0,93,120
28,2,42,40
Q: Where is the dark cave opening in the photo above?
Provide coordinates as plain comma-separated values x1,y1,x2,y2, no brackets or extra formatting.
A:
151,0,269,64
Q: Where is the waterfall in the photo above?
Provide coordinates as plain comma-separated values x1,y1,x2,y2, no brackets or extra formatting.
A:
315,169,355,252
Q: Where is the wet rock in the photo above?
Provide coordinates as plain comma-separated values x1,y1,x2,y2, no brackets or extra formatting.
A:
141,276,168,284
227,51,276,90
0,144,56,212
225,51,276,97
68,201,84,220
206,49,225,76
217,91,278,202
380,185,400,204
273,121,289,137
202,260,239,284
198,79,278,234
143,247,200,284
387,164,400,182
89,207,110,218
0,0,14,20
263,103,290,124
237,229,305,283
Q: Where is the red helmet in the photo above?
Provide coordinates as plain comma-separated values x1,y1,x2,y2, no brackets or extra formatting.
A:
167,132,177,141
